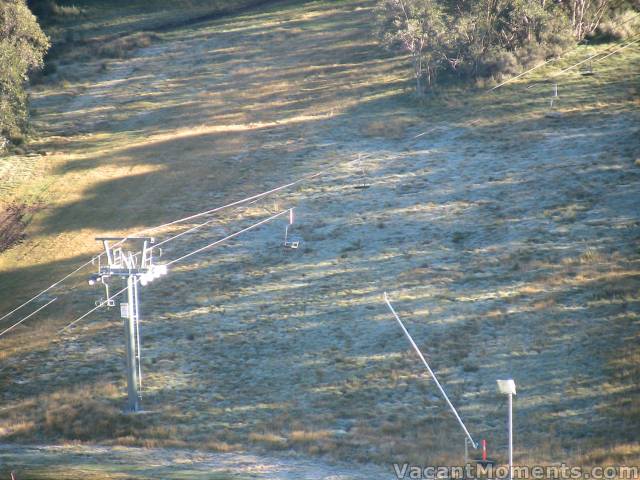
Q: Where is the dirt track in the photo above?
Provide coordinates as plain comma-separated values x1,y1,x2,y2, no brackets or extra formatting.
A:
0,443,390,479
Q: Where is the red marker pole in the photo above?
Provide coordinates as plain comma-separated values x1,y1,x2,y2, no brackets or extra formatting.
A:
482,439,487,462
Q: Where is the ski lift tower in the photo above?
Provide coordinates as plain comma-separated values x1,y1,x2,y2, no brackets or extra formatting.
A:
90,237,167,412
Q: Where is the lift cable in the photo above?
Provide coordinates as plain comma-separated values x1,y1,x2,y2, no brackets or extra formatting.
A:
58,209,290,334
384,292,478,450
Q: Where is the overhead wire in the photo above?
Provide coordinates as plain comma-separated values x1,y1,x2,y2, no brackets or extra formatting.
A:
0,175,315,326
166,209,289,266
486,56,559,92
58,287,129,334
1,153,369,330
585,36,640,64
488,12,640,91
59,209,291,333
5,200,257,336
554,35,640,76
7,15,638,337
0,262,93,325
413,28,640,138
0,298,58,338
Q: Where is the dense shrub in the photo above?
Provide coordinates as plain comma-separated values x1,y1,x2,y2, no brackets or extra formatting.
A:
588,9,640,41
515,44,548,70
0,0,49,141
376,0,635,92
477,50,519,79
26,0,81,21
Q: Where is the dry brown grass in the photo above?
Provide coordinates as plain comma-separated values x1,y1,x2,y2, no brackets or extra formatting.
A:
0,383,144,443
288,429,333,443
361,116,417,139
577,443,640,466
95,32,161,58
248,432,288,449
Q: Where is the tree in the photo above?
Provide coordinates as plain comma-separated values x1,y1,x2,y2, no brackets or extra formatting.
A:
376,0,576,89
376,0,448,93
452,0,558,65
560,0,612,39
0,0,49,143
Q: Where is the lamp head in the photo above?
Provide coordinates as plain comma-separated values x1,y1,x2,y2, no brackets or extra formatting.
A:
139,272,152,286
497,379,516,396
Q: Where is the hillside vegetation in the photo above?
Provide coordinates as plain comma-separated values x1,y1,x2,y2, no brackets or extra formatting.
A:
0,1,49,143
0,0,639,476
375,0,640,92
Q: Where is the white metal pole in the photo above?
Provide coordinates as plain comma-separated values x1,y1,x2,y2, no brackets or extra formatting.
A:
508,393,513,480
464,437,469,466
133,276,143,395
124,275,140,412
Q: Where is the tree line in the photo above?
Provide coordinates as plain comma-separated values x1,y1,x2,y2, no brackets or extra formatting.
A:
0,0,638,148
376,0,640,93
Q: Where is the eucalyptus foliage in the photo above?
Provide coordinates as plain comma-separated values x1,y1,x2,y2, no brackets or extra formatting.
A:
376,0,623,92
1,0,49,141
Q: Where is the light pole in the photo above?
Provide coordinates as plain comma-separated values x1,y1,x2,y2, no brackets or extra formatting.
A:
496,379,516,480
